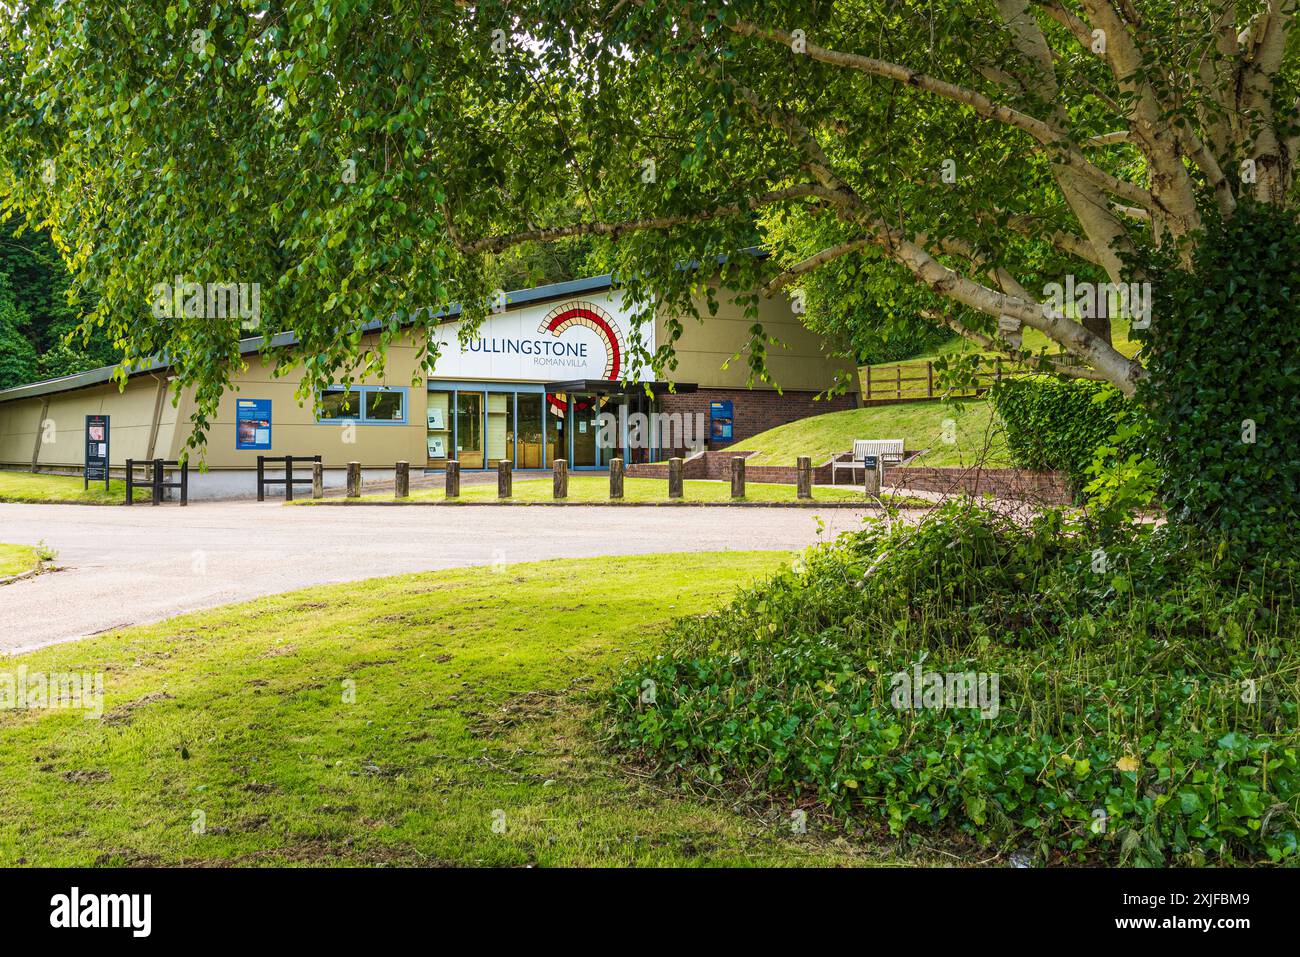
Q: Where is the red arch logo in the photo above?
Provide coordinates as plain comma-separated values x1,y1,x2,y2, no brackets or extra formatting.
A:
538,300,626,381
539,300,628,415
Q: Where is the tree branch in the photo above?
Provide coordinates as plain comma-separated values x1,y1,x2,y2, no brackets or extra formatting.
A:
763,238,871,297
729,17,1155,211
460,184,834,255
927,309,1112,382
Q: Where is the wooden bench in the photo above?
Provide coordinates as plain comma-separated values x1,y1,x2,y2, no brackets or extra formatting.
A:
831,439,905,483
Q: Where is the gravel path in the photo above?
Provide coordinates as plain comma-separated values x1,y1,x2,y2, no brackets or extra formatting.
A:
0,500,886,653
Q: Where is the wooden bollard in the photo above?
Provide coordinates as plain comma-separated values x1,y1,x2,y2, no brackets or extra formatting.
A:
346,461,361,498
730,456,746,499
498,459,512,499
863,455,881,496
553,459,568,499
446,460,460,498
668,457,684,499
312,461,324,500
395,460,409,498
609,457,624,500
796,456,812,499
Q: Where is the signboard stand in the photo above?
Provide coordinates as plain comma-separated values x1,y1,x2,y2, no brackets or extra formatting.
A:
84,414,110,492
236,399,273,451
709,400,734,447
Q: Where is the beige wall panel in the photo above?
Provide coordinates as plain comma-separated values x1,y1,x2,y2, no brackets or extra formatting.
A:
657,288,858,393
186,332,429,468
0,397,44,466
27,376,164,468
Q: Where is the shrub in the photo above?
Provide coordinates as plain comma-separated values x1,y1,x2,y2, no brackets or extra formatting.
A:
605,503,1299,865
1138,201,1300,565
992,375,1153,497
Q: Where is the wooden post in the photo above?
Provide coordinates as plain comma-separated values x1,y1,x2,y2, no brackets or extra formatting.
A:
896,363,902,398
863,456,881,496
796,456,812,499
668,457,684,499
553,459,568,499
312,461,324,499
730,456,745,499
610,457,624,500
927,361,934,398
346,461,361,498
125,459,135,506
152,458,163,506
257,455,265,502
180,459,189,506
395,461,410,498
285,456,295,502
497,459,512,499
865,365,872,402
446,460,460,498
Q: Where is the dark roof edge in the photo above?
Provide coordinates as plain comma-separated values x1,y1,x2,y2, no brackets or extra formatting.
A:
0,247,767,404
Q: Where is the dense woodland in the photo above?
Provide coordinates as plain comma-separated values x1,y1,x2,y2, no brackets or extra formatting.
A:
0,225,116,389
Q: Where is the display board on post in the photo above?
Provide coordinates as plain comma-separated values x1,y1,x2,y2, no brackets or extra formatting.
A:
709,400,734,445
84,414,110,491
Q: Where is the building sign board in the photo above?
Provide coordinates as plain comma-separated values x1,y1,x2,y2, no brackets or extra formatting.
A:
709,400,734,442
428,290,655,383
84,414,110,490
236,399,273,450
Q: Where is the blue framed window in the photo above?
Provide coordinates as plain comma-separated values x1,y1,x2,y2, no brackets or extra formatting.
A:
316,386,408,425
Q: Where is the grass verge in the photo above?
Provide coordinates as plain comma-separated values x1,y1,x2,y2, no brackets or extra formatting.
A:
0,543,43,578
0,470,124,505
740,400,1009,469
0,552,914,867
327,475,900,505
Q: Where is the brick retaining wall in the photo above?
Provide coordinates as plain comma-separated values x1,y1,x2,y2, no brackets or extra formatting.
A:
657,388,857,450
627,450,1072,504
882,466,1072,504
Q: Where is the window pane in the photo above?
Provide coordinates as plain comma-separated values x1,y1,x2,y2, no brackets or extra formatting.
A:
486,392,512,467
318,389,362,420
516,393,544,468
456,392,483,468
426,391,451,466
366,389,404,421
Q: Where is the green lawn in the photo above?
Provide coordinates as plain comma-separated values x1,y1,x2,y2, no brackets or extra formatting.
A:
739,400,1010,469
344,475,891,504
0,543,42,578
0,470,124,504
0,553,912,867
863,315,1142,375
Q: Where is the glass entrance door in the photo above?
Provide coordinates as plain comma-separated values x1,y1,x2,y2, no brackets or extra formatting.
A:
571,395,599,468
455,392,484,469
516,393,546,468
486,392,513,468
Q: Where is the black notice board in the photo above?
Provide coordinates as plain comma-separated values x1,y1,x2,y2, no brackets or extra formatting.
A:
84,414,110,490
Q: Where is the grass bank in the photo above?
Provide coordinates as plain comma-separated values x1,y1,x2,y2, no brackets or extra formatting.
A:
740,400,1009,469
0,552,910,867
0,470,124,505
333,475,893,505
0,543,44,578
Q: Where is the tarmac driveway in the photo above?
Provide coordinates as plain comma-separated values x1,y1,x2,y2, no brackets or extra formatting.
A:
0,501,882,653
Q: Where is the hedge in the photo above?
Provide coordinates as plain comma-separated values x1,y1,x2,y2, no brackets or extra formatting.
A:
992,376,1149,496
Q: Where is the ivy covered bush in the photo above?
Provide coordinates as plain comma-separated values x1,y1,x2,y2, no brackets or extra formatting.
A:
991,376,1152,498
604,503,1299,866
1139,201,1300,565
